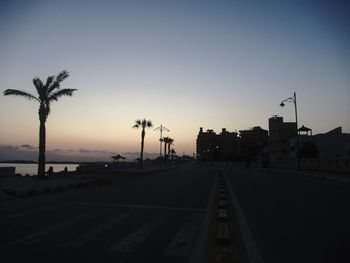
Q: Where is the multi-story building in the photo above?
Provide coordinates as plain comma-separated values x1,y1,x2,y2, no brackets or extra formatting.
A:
196,127,239,161
268,116,297,160
239,126,269,160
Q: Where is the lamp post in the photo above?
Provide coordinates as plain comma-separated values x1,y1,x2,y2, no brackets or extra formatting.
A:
280,92,300,169
153,124,169,158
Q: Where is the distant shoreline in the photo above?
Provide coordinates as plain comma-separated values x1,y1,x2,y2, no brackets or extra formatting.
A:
0,160,79,164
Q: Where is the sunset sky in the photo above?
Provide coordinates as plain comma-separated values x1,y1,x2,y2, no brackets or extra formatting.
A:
0,0,349,161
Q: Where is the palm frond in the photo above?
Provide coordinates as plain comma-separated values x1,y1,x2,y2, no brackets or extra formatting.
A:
47,70,70,94
48,88,77,101
44,76,55,92
3,89,39,101
140,119,153,128
56,70,69,83
33,78,45,99
133,119,141,128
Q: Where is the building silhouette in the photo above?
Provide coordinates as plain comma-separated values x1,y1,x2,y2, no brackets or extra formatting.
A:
268,116,297,160
290,126,350,159
196,128,239,161
196,117,349,164
239,126,269,161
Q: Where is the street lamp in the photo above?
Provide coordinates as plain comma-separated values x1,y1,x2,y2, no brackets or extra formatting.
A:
280,92,300,169
153,124,169,158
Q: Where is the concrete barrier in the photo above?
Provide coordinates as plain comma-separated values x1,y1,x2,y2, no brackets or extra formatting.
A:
0,167,16,176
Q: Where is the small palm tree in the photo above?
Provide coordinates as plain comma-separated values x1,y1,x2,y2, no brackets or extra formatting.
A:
163,137,170,159
163,137,174,160
133,119,153,168
167,138,174,159
170,148,176,160
3,70,76,178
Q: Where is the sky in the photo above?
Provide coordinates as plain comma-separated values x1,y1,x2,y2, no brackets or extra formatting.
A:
0,0,349,161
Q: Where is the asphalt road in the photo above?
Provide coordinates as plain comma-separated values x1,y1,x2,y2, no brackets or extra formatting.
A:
2,164,349,263
0,165,216,263
225,167,350,263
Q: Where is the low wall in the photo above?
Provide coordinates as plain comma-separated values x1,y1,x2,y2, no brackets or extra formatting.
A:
253,158,350,173
0,167,16,176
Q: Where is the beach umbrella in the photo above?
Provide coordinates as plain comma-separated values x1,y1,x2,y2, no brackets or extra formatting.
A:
111,154,126,162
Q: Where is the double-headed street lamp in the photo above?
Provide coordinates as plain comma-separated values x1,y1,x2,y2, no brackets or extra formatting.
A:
153,124,169,158
280,92,300,169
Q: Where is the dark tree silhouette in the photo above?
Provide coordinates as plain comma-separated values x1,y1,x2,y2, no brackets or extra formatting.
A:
163,137,174,159
167,137,174,159
299,141,319,158
170,148,176,160
133,119,153,168
3,70,76,178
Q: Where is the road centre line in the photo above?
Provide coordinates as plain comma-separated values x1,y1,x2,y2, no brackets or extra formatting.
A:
189,170,218,263
223,171,264,263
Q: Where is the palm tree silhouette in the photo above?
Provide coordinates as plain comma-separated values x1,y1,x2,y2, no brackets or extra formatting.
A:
3,70,76,178
167,138,174,159
170,148,176,160
163,137,174,159
163,137,170,159
133,119,153,168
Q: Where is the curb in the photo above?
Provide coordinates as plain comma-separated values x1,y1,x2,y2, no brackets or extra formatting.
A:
299,172,350,185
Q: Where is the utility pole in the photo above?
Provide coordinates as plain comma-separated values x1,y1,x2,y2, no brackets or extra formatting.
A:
280,92,300,169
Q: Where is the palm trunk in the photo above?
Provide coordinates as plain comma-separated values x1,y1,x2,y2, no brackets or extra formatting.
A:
164,142,167,159
140,128,145,168
168,143,171,159
38,110,46,178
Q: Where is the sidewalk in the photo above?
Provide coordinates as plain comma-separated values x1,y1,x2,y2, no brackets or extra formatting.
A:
298,169,350,184
0,166,177,201
0,176,93,200
263,167,350,184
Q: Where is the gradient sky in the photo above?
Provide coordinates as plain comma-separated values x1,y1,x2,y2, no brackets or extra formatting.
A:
0,0,349,161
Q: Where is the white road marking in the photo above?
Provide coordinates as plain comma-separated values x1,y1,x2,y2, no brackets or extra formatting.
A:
0,204,63,223
224,171,265,263
0,211,92,250
109,212,169,252
189,170,218,263
63,209,138,247
163,213,202,257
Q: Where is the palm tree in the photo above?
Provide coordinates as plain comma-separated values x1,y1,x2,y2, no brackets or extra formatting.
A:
170,148,176,160
167,138,174,159
163,137,174,159
163,137,170,159
133,119,153,168
3,70,76,178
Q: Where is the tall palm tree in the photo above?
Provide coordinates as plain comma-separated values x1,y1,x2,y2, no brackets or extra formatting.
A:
133,119,153,168
3,70,76,178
